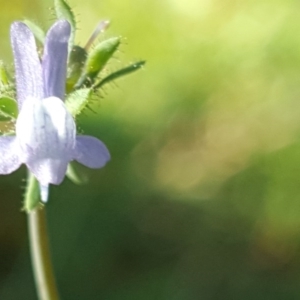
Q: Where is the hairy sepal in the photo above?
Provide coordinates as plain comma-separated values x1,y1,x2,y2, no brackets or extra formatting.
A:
76,37,120,88
65,88,93,117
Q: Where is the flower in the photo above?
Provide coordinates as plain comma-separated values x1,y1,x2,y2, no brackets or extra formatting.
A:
0,20,110,202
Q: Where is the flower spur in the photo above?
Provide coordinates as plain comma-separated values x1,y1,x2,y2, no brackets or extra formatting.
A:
0,20,110,202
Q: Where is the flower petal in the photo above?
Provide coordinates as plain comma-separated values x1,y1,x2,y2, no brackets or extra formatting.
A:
16,96,76,159
15,96,76,185
10,22,43,109
42,20,71,99
0,136,21,174
27,158,69,186
74,136,110,168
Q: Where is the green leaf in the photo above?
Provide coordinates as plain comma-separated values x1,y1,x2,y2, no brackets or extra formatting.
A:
66,46,87,93
65,88,92,117
54,0,76,52
23,20,45,44
0,96,18,121
66,161,89,185
76,37,121,88
94,60,146,90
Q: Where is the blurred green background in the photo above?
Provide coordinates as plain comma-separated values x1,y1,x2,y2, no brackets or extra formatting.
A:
1,0,300,299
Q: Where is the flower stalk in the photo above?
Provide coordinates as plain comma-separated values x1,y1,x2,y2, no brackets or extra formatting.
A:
0,0,144,297
27,176,59,300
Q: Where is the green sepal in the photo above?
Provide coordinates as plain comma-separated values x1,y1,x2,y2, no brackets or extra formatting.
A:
24,173,41,213
76,37,120,88
0,96,18,121
0,62,9,86
66,45,87,93
94,60,146,90
54,0,76,52
66,161,89,185
23,20,45,44
0,62,15,98
65,88,92,117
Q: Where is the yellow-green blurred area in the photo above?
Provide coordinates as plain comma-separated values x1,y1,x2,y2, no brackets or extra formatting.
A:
2,0,300,299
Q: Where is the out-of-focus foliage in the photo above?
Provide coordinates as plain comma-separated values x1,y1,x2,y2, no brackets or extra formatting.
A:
1,0,300,299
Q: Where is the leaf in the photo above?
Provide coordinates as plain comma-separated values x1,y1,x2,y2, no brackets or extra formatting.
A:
0,96,18,121
65,88,92,117
23,20,45,44
54,0,76,52
66,161,89,185
76,37,120,88
94,60,146,90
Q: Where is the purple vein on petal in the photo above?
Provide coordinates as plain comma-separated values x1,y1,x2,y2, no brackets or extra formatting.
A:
42,20,71,100
10,22,43,109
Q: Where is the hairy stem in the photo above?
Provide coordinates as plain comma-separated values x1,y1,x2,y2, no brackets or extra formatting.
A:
27,174,59,300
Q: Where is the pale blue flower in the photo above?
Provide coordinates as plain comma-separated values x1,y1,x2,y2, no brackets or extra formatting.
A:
0,20,110,202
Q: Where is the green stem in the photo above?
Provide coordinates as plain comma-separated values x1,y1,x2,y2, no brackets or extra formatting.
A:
26,174,60,300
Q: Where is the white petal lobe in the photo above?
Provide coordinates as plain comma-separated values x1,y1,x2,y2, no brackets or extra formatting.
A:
16,96,76,185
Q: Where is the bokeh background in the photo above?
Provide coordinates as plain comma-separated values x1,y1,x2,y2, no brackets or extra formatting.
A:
1,0,300,299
